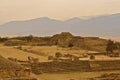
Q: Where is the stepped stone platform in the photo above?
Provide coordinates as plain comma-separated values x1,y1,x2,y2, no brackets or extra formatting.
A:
89,60,120,71
36,61,90,73
22,59,120,74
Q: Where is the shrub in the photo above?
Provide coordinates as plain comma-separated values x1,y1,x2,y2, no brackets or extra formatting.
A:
55,52,62,58
48,56,54,60
90,55,95,60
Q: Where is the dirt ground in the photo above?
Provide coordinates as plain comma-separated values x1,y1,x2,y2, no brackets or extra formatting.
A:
37,70,120,80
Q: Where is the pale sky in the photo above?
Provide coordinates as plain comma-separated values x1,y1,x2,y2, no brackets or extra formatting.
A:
0,0,120,24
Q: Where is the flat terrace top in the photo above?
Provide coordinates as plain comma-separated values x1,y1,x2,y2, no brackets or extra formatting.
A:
79,55,120,61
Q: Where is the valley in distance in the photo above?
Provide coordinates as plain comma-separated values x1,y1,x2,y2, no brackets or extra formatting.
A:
0,32,120,80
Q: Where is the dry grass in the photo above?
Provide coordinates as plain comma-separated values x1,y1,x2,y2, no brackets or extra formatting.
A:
21,46,98,56
84,38,107,52
0,45,48,62
0,44,98,62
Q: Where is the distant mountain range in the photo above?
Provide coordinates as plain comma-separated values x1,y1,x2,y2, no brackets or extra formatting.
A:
0,13,120,41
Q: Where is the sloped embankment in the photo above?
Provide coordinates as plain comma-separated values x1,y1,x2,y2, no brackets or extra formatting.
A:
0,55,38,80
0,55,23,70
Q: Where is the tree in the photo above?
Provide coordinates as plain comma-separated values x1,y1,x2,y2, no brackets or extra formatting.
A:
114,42,120,49
106,40,114,54
25,35,33,42
48,56,54,60
0,37,8,42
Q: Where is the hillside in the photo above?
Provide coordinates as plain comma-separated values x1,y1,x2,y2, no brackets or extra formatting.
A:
0,55,23,70
2,32,108,52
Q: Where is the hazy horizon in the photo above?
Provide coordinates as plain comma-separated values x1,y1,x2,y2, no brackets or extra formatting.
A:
0,13,120,25
1,0,120,24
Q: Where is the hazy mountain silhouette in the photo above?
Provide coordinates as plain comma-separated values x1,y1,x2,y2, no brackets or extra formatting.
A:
0,14,120,40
